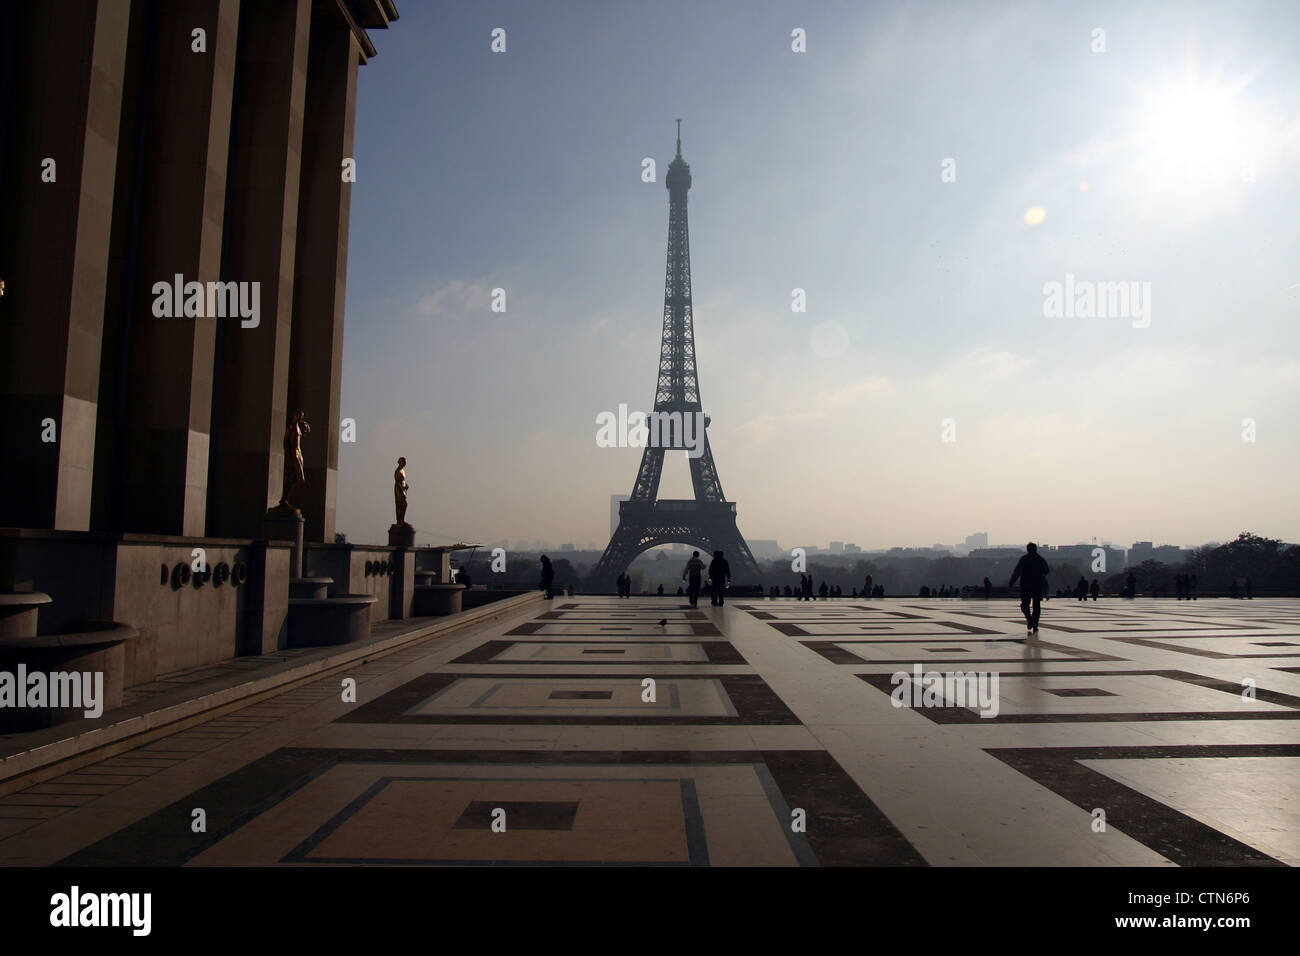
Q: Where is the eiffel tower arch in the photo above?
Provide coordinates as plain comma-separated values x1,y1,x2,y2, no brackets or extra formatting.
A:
588,123,762,592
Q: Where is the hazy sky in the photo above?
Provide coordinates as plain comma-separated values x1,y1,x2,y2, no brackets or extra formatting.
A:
335,0,1300,552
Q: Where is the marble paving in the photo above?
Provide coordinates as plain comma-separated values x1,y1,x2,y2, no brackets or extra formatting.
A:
1,597,1297,866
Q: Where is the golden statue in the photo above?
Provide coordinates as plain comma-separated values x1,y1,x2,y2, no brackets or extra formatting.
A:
394,457,409,526
278,410,310,511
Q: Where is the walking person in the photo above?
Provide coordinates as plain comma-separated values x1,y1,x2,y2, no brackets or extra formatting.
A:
539,555,555,600
708,550,731,606
1090,577,1099,601
681,550,705,608
1076,575,1089,601
1008,542,1050,637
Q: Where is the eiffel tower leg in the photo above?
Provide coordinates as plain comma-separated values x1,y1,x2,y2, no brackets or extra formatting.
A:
699,519,763,585
588,518,649,592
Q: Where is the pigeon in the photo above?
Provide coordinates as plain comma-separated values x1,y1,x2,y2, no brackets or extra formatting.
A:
657,619,667,627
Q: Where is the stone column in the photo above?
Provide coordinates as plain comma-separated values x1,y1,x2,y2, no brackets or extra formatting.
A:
97,0,239,535
0,0,131,530
205,0,312,539
288,14,361,544
389,548,415,620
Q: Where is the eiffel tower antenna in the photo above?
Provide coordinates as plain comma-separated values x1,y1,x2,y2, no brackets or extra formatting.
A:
588,125,762,592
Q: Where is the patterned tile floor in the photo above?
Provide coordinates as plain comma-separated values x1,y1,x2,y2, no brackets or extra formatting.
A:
1,597,1297,866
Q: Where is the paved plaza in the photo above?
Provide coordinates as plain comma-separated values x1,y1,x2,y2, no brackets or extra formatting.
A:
1,597,1297,867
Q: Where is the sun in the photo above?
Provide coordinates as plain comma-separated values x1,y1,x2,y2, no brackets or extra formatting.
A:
1139,72,1245,181
1120,59,1275,216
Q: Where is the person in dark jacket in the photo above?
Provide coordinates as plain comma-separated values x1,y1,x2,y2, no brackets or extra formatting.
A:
708,551,731,606
1008,542,1050,635
681,551,705,607
539,555,554,599
1090,577,1100,601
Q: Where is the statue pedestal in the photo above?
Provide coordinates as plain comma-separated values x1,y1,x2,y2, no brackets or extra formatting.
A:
412,583,465,616
264,509,305,579
0,592,53,639
388,523,415,549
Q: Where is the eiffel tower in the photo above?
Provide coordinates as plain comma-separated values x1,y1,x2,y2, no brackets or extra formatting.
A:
589,123,762,591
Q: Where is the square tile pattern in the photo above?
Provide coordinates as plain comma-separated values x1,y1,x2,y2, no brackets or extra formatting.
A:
3,597,1297,867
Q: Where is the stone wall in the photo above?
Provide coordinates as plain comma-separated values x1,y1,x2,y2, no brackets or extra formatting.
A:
0,530,290,686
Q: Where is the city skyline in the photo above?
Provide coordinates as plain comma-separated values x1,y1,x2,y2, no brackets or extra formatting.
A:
333,0,1300,554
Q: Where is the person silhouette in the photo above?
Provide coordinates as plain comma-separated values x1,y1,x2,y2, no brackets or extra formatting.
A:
681,550,704,607
657,583,664,596
1008,542,1050,636
1189,574,1198,600
1090,577,1099,601
1076,576,1089,601
539,555,554,599
983,576,993,600
708,550,731,606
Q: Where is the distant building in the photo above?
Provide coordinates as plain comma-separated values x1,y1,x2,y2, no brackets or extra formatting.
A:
1042,544,1125,575
1128,542,1189,566
829,541,844,554
746,539,783,560
969,547,1024,561
965,532,989,549
886,546,947,558
844,543,861,553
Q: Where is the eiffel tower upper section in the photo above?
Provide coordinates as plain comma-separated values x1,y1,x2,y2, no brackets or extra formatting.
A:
627,121,726,504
